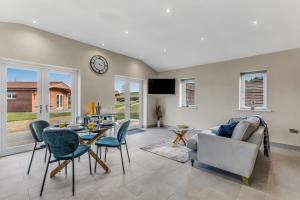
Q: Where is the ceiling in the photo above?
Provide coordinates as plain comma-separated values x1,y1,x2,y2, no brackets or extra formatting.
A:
0,0,300,72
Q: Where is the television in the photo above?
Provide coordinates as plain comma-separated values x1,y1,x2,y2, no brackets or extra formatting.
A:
148,79,175,94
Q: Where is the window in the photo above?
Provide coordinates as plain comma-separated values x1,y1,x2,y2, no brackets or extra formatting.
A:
180,79,195,107
56,94,63,109
7,91,16,99
240,71,267,110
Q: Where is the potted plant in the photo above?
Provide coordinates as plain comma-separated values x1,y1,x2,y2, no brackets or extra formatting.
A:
155,105,163,128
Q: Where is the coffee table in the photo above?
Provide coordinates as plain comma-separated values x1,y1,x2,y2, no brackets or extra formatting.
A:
169,126,192,147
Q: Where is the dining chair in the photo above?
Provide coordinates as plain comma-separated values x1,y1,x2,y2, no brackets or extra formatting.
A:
27,120,50,174
40,129,92,196
94,120,130,174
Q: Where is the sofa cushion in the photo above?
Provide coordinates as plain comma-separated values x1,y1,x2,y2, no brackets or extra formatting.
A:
216,122,239,138
187,134,198,150
231,117,260,141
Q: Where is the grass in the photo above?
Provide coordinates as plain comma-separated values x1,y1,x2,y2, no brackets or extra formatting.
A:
115,99,139,120
7,112,71,122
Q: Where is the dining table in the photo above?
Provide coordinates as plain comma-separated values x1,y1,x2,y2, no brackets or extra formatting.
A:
47,123,113,178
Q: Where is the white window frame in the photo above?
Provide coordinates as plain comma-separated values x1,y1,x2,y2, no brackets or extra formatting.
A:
56,93,63,110
239,71,267,110
179,78,196,108
7,91,16,99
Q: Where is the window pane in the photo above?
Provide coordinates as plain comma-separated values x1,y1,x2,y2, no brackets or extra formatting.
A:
181,79,195,107
240,71,266,109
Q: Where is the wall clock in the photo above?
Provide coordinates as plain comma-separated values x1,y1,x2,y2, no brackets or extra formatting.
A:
90,55,109,74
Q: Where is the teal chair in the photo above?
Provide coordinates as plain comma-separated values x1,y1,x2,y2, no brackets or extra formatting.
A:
28,120,50,174
40,129,91,196
94,120,130,174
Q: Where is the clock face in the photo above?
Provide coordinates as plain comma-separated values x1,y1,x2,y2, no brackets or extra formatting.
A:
90,55,108,74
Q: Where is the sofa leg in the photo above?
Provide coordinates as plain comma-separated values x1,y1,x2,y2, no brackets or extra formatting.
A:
242,176,250,186
191,160,194,167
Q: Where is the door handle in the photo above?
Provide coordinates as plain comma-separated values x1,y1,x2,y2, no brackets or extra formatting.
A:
45,105,48,113
39,105,42,114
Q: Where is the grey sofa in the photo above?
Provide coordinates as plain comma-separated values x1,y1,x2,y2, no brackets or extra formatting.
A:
187,117,265,185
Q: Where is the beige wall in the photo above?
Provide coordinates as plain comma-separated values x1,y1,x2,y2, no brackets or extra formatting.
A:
0,23,158,126
158,49,300,147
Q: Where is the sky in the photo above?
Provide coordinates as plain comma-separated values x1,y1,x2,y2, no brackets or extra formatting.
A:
7,68,140,92
7,68,72,86
115,79,140,93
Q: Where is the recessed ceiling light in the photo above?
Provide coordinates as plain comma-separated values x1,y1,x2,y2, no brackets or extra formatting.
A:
253,20,258,25
166,8,171,14
32,20,37,24
101,43,105,46
200,37,205,41
163,48,167,53
124,31,129,34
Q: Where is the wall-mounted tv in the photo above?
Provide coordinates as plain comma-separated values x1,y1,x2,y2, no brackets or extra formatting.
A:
148,79,175,94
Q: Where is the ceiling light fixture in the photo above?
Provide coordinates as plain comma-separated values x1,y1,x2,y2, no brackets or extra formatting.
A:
200,37,205,41
163,48,167,53
32,20,37,24
253,20,258,25
166,8,171,14
124,31,129,34
101,43,105,46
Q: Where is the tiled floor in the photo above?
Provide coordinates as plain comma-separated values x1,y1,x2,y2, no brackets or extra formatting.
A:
0,128,299,200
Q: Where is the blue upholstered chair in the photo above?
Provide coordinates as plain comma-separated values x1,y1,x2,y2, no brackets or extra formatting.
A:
28,120,50,174
94,120,130,174
40,129,91,196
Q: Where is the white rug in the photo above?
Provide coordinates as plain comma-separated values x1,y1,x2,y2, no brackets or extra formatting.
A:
141,140,190,163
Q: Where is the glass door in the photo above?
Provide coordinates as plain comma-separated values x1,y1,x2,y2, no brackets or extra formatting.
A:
114,76,143,129
3,66,42,151
46,71,75,125
129,80,142,129
0,59,79,155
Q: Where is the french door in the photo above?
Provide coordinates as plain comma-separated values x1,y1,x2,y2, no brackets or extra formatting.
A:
114,76,143,129
0,59,79,155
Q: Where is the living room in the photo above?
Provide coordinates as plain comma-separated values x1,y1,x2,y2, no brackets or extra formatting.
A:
0,1,299,200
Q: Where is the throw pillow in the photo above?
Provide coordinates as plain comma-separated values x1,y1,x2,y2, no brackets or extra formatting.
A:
216,122,239,138
231,117,260,141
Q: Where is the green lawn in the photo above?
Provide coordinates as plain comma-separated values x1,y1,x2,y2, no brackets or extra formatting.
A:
115,98,139,120
7,112,37,122
7,112,71,122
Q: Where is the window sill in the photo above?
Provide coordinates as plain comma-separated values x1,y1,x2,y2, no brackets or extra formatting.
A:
179,106,197,109
236,108,272,112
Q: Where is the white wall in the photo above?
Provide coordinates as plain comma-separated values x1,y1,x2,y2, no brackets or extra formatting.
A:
0,22,158,126
158,49,300,147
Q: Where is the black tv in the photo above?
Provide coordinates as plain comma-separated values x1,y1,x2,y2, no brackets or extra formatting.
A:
148,79,175,94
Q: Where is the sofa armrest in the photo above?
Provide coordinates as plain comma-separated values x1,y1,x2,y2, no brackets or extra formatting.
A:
197,132,260,178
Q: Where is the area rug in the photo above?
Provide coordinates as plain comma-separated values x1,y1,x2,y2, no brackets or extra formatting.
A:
140,140,190,163
127,128,146,135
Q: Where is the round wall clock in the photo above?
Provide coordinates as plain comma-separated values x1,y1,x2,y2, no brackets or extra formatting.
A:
90,55,109,74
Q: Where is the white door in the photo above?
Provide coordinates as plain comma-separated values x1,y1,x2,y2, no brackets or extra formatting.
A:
0,59,79,156
114,76,143,129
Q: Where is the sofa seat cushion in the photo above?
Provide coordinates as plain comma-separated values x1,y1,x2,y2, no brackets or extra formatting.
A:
231,116,260,141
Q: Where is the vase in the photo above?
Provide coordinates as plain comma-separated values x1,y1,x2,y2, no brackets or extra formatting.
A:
157,120,161,128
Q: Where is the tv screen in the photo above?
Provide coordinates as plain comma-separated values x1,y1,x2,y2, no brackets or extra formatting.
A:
148,79,175,94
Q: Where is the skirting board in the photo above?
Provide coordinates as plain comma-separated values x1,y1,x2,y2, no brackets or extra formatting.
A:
271,142,300,152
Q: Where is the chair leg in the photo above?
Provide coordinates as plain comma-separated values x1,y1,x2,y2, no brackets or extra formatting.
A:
124,139,130,163
99,146,102,159
104,147,107,162
72,157,75,196
119,146,125,174
88,152,92,175
27,143,37,174
40,154,51,196
44,147,47,163
65,162,68,177
94,146,99,173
